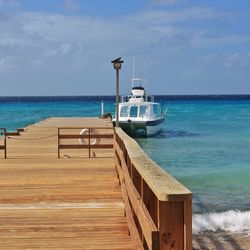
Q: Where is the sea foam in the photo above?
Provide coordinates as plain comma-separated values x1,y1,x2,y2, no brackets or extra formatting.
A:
192,210,250,234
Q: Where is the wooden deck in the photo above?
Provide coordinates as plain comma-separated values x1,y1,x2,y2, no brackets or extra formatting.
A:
0,117,193,250
0,118,134,249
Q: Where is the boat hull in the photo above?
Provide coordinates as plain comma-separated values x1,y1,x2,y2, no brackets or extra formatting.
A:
114,118,164,137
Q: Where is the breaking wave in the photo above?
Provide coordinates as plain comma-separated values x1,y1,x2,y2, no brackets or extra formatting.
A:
193,210,250,234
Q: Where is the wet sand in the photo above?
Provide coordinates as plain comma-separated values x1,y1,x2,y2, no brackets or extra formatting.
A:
193,231,250,250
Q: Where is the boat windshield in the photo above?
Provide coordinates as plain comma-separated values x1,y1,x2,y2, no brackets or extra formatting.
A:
130,106,138,117
139,105,149,117
120,106,129,117
153,104,161,117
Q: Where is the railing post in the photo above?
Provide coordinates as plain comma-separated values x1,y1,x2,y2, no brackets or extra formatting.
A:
157,199,192,250
142,180,158,227
4,128,6,159
58,128,60,158
88,128,91,158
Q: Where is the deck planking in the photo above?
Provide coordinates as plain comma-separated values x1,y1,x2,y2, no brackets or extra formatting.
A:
0,118,134,249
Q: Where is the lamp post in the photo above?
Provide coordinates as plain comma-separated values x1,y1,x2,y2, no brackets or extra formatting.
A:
111,57,124,127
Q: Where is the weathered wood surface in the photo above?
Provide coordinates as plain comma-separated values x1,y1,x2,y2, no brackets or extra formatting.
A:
0,118,134,249
115,128,192,202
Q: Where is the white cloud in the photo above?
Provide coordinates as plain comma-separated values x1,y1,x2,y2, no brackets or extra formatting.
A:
0,8,247,68
0,7,225,64
45,43,78,58
224,53,250,69
199,53,250,70
152,0,183,5
0,0,20,8
0,57,14,72
127,7,218,25
63,0,80,12
191,32,250,48
0,6,249,95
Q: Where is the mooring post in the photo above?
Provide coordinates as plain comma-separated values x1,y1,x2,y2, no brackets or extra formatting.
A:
101,99,104,116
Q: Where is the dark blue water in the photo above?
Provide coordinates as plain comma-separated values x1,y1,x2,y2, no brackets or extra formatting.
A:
1,95,250,234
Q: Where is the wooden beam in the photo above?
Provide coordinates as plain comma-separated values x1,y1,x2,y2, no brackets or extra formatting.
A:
59,144,113,149
5,131,20,136
59,134,114,139
59,126,115,130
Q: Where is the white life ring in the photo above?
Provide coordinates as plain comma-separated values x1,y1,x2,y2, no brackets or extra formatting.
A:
79,128,100,145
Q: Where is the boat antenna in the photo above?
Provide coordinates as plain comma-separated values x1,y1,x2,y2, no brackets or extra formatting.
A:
133,56,135,79
132,56,135,88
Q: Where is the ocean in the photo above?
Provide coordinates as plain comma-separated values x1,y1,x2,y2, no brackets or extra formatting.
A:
0,95,250,235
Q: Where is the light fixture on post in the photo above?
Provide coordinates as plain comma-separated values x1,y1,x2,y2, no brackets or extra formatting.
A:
111,57,124,127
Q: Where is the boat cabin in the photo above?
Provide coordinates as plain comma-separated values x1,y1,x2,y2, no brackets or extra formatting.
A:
119,103,162,120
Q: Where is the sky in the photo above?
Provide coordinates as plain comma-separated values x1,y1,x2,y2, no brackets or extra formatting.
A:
0,0,250,96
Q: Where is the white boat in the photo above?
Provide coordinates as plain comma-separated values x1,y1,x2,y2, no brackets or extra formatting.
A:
113,78,166,137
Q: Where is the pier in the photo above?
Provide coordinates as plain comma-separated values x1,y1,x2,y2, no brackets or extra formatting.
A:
0,117,192,250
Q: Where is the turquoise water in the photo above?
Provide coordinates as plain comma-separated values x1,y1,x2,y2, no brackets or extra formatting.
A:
1,96,250,233
0,97,114,131
136,100,250,214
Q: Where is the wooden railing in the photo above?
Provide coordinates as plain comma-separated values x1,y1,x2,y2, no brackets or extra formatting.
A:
57,127,114,158
0,128,7,159
114,128,192,250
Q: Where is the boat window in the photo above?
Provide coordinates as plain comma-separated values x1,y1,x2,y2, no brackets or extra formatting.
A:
153,104,161,117
130,106,138,117
139,106,148,117
120,106,129,117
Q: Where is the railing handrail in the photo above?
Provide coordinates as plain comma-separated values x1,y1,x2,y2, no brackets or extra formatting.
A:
114,127,192,250
115,128,191,202
114,138,159,249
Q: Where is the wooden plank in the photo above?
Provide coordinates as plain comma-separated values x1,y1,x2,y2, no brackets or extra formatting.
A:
59,126,114,130
6,131,20,136
59,144,113,149
59,134,114,139
59,144,90,149
0,145,5,150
